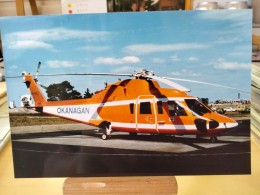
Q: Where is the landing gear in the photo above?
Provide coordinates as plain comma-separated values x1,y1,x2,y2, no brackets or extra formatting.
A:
101,122,112,140
102,133,108,140
129,132,137,137
210,136,218,143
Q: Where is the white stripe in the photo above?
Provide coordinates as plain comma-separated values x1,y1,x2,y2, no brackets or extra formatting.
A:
218,122,238,129
112,122,197,130
102,97,196,107
111,122,238,130
43,97,196,108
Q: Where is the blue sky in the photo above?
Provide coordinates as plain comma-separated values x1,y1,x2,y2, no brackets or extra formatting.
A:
0,10,252,106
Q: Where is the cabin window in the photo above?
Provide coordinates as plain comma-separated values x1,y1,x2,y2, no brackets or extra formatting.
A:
130,103,134,114
140,102,152,114
168,101,187,116
157,101,163,114
185,99,211,116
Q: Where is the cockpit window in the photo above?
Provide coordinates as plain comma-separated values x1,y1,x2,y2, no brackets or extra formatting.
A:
185,99,211,116
168,101,187,116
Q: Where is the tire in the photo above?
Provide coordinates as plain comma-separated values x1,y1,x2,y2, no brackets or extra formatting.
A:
210,136,217,143
102,133,108,140
129,132,137,136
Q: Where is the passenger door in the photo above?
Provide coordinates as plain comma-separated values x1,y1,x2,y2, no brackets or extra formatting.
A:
135,95,158,133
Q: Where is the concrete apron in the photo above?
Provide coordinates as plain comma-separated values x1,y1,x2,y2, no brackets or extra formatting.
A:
11,123,96,134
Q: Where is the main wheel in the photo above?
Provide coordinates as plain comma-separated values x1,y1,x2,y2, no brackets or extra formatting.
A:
100,122,112,140
129,132,137,136
210,136,218,143
102,133,108,140
171,135,176,141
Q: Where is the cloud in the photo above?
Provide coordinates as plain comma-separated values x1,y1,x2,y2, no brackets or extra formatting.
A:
7,28,110,42
123,43,208,55
170,69,201,77
233,44,251,52
114,66,136,73
197,10,250,22
170,55,180,61
6,28,111,51
197,10,251,39
79,64,91,68
152,58,165,63
8,40,54,50
188,57,198,61
94,56,140,65
228,52,248,57
214,37,241,44
78,46,110,52
214,61,251,70
9,65,18,69
46,60,80,68
217,58,225,62
170,72,182,76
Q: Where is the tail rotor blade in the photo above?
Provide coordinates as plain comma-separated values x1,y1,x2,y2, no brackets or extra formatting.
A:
38,82,47,90
35,61,41,79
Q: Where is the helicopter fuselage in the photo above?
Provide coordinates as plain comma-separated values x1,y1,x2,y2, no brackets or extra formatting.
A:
24,74,238,139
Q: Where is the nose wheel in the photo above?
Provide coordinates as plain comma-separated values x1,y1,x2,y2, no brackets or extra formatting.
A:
210,136,218,143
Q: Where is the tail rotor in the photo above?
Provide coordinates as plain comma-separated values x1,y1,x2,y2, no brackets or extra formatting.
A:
35,61,41,81
34,61,48,89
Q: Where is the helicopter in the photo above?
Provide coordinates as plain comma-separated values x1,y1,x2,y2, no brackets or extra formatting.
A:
9,62,250,142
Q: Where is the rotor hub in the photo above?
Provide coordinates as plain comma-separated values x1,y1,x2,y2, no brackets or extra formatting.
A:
133,69,154,79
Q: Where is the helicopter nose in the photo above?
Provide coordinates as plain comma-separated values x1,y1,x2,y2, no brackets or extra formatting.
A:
224,121,239,129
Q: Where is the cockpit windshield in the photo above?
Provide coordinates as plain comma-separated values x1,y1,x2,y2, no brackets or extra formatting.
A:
168,101,187,116
185,99,211,116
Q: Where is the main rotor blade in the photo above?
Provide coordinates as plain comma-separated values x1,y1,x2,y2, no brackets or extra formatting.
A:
147,75,190,92
164,77,250,94
6,73,133,78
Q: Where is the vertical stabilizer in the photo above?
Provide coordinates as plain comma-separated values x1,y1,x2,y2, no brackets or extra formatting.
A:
23,73,47,107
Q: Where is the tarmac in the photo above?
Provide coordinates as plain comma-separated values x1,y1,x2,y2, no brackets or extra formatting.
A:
10,120,251,177
11,123,94,134
14,131,249,154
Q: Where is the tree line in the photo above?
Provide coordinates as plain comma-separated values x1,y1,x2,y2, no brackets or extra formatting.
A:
46,81,94,101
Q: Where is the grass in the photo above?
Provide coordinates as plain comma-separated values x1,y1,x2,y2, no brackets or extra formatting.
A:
9,113,77,127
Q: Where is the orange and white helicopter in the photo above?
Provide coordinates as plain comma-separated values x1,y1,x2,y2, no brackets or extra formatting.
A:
11,62,250,142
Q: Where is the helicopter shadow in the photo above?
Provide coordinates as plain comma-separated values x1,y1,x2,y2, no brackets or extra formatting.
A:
81,131,250,153
85,131,239,145
11,126,249,153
